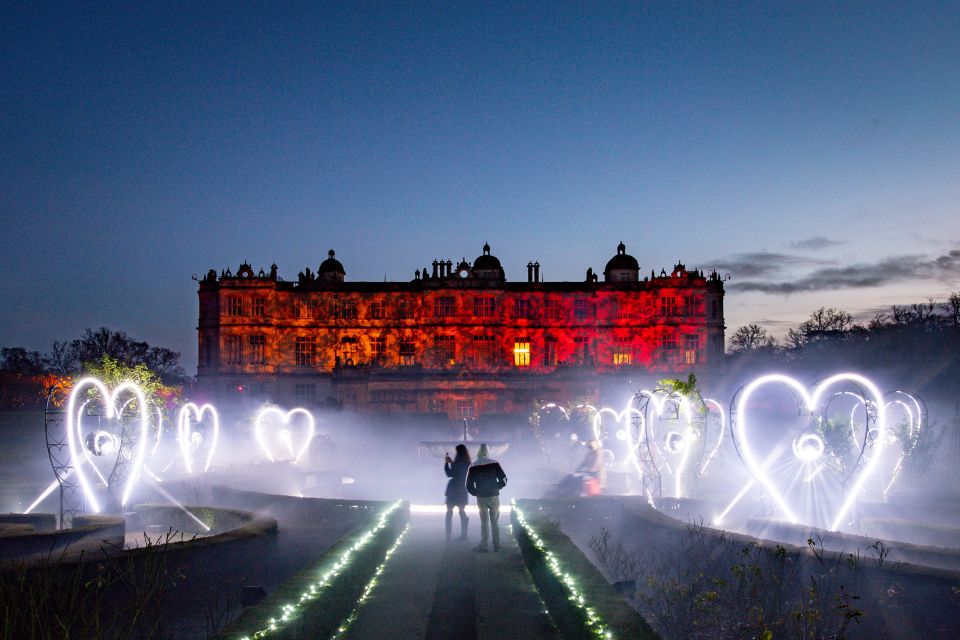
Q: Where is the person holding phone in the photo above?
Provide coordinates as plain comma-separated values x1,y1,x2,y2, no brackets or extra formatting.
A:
444,443,471,542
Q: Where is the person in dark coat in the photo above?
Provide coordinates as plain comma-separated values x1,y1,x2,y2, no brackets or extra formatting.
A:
466,443,508,552
444,443,471,542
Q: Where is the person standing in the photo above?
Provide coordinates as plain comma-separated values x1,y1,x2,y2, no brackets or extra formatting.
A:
466,443,508,552
577,439,606,495
444,444,471,542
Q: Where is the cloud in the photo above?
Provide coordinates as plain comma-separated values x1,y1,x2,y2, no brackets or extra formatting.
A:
708,252,834,279
789,236,844,250
730,250,960,294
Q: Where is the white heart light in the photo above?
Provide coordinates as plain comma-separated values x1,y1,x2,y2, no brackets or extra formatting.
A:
254,407,315,463
700,398,727,475
638,390,698,499
177,403,220,473
591,403,644,477
733,373,887,531
66,377,150,513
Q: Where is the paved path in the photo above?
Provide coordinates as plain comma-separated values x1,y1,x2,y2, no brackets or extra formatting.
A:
343,508,560,640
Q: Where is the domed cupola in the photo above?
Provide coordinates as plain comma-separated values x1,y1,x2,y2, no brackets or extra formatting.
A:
603,242,640,282
318,249,345,282
472,243,505,281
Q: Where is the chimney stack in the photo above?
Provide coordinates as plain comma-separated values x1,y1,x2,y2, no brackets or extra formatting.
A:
534,261,540,282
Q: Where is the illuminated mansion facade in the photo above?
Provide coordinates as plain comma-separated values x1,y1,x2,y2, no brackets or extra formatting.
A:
196,244,725,419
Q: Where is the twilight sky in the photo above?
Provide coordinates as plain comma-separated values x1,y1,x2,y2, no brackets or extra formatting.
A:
2,2,959,372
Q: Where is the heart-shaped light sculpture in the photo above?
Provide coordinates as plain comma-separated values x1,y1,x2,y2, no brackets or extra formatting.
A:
638,390,700,498
700,398,727,475
591,402,644,477
827,389,923,497
879,391,924,496
177,402,220,473
254,407,315,463
732,373,887,531
66,377,150,513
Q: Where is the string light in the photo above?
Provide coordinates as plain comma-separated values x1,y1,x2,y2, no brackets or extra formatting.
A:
237,500,405,640
512,501,614,640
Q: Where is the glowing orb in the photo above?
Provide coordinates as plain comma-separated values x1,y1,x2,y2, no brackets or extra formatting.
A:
254,407,315,463
733,373,887,531
792,433,825,462
177,402,220,473
86,430,119,456
66,377,150,513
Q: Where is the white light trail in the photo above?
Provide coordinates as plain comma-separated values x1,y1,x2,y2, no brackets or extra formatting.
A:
144,476,211,532
700,398,726,475
177,402,220,473
733,373,887,531
714,445,783,527
639,390,696,498
66,377,151,513
23,470,73,514
254,407,315,463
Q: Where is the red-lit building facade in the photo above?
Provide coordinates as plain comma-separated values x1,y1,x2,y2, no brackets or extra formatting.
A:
196,244,725,419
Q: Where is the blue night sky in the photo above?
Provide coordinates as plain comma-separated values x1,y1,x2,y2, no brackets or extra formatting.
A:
2,2,959,372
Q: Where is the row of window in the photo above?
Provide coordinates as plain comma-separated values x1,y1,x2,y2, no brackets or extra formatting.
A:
221,334,704,367
222,294,719,321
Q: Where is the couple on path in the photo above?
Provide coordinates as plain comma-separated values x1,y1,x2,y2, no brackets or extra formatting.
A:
443,443,508,552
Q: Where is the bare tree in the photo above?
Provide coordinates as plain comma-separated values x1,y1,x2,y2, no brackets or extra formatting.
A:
911,299,937,324
799,307,853,333
729,324,777,353
944,292,960,327
867,312,888,330
891,305,913,326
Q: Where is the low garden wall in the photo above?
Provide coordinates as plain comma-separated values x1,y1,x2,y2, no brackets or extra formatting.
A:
745,517,960,571
0,513,57,531
0,514,125,563
532,496,960,639
210,485,388,529
0,506,277,638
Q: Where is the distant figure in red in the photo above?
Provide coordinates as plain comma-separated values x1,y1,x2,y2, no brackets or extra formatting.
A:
444,444,471,542
466,443,508,552
577,439,606,496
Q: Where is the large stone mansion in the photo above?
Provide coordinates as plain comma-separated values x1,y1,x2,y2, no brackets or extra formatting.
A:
196,243,725,419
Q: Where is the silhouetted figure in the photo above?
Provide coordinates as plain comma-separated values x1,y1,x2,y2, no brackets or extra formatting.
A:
577,439,606,496
444,444,471,542
466,443,508,552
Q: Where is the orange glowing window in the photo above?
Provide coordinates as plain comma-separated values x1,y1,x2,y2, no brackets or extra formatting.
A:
612,336,632,366
399,337,416,365
513,339,531,367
